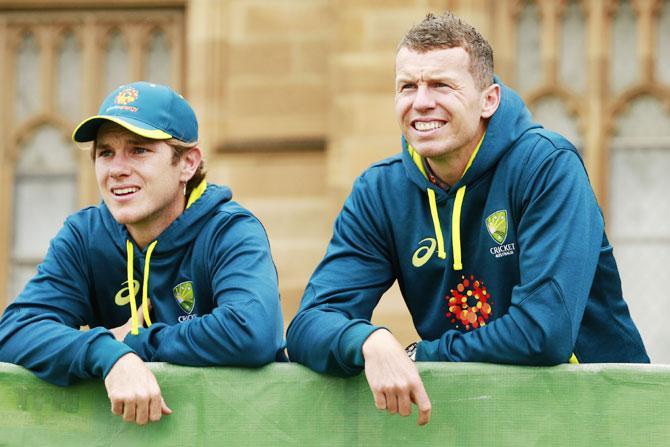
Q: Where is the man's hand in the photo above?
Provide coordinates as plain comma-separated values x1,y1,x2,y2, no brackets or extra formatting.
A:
104,353,172,425
362,329,431,425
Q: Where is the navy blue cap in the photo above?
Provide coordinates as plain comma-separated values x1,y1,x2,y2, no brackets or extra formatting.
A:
72,81,198,143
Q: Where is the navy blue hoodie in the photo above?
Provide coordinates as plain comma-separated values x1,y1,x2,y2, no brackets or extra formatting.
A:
0,183,285,385
287,80,649,376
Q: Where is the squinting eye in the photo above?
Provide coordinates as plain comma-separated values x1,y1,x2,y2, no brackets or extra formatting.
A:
133,147,148,154
400,84,415,91
96,150,112,158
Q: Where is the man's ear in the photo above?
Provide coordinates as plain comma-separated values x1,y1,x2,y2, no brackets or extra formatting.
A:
179,146,203,182
481,83,501,119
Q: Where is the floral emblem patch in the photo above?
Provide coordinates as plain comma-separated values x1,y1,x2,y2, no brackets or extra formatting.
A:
445,275,493,330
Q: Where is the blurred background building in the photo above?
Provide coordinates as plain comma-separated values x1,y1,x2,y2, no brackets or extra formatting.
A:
0,0,668,362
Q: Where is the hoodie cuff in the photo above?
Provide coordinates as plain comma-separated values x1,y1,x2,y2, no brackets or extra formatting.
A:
416,334,460,362
415,339,439,361
123,326,157,360
86,332,135,379
339,323,385,368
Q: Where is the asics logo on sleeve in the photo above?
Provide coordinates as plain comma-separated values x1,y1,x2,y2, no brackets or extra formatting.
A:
114,280,140,306
412,237,437,267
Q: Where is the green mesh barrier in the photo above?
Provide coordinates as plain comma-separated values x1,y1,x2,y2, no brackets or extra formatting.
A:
1,362,668,446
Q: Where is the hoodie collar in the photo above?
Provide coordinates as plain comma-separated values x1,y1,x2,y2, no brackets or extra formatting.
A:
100,181,233,254
402,77,539,195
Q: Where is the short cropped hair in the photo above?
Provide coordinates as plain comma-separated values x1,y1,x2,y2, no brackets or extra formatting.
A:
398,12,494,90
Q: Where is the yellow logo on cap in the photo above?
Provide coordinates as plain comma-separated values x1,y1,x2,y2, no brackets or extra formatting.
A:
115,87,138,106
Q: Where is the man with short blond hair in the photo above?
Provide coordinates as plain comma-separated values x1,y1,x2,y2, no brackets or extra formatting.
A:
288,12,648,426
0,81,285,425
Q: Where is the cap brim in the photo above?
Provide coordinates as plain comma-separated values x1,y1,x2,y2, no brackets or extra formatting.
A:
71,115,172,143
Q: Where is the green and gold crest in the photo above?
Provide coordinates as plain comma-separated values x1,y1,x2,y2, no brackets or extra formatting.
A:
486,210,508,245
173,281,195,314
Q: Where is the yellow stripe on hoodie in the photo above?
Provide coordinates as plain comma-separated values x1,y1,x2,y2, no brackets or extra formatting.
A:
126,180,208,335
409,135,485,271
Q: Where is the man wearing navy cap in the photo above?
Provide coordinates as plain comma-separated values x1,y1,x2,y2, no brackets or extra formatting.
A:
0,82,285,425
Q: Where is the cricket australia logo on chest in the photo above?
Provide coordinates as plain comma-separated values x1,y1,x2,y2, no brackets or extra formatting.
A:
173,281,198,322
486,210,516,258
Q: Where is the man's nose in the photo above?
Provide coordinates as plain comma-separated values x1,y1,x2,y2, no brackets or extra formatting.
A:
109,153,131,177
413,85,436,111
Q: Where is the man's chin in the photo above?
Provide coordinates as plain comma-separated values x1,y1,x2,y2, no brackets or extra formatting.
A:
106,207,140,226
408,143,448,159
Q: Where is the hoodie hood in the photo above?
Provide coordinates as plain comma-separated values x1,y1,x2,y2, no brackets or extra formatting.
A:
400,77,540,271
99,181,232,334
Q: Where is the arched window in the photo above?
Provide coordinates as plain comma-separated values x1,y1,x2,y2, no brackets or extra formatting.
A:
515,1,542,93
105,29,129,93
0,9,184,308
610,0,639,93
609,96,670,363
10,125,77,301
559,0,586,94
57,32,82,122
530,96,582,150
145,29,172,86
16,32,41,122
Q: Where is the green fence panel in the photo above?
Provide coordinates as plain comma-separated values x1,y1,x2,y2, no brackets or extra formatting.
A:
1,362,669,446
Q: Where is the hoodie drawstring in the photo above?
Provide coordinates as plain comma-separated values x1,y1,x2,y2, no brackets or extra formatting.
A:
141,241,157,327
415,134,485,271
123,180,208,335
426,184,466,271
126,240,157,335
427,189,447,260
452,186,466,270
126,240,139,335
